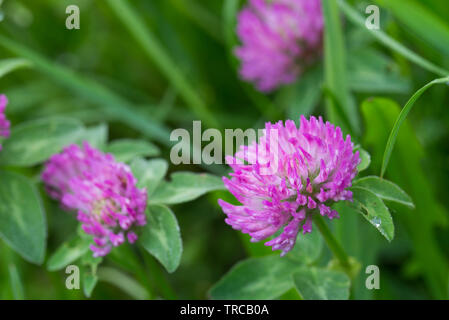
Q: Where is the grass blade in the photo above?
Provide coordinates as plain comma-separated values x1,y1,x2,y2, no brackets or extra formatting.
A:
0,35,171,145
105,0,219,128
322,0,360,135
0,58,31,78
338,0,449,77
381,76,449,177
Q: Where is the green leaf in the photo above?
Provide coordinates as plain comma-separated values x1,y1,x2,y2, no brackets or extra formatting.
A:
0,117,83,167
347,48,411,93
362,97,448,298
381,76,449,177
130,158,168,197
150,172,225,205
0,58,31,78
354,176,414,208
8,263,25,300
77,123,108,149
322,0,359,135
140,205,182,273
82,271,98,298
209,255,303,300
289,228,323,264
105,139,160,163
351,186,395,242
354,145,371,172
47,236,91,272
338,0,449,77
292,267,350,300
0,171,46,264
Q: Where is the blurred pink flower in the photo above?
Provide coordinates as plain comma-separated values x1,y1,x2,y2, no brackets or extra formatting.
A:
0,94,11,150
218,116,360,256
42,142,147,257
235,0,323,92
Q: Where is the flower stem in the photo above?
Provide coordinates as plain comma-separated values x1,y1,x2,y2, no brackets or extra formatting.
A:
313,214,351,272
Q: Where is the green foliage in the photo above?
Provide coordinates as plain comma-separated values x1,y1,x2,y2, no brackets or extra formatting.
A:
210,229,325,299
140,205,183,273
292,268,350,300
362,97,449,299
150,172,225,205
210,255,305,300
0,58,31,78
354,176,414,208
0,0,448,301
0,171,46,264
47,236,91,272
106,139,160,162
351,186,395,242
0,117,83,167
381,76,449,177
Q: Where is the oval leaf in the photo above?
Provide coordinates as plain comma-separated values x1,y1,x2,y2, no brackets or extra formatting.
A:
130,158,168,197
47,236,91,271
140,205,182,273
289,228,323,264
293,267,350,300
150,172,225,205
0,171,46,264
209,255,303,300
0,117,83,167
351,186,395,242
77,123,108,149
353,176,414,208
106,139,160,163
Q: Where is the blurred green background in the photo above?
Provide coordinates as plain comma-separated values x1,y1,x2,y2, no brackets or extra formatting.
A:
0,0,449,299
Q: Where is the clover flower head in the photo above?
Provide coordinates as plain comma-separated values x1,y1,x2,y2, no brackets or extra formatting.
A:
235,0,323,92
42,142,147,257
0,94,10,150
218,116,360,256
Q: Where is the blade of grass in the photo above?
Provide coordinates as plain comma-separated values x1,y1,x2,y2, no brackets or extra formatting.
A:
97,267,150,300
105,0,219,129
0,35,170,144
8,263,25,300
0,35,227,175
338,0,449,77
322,0,360,135
0,58,31,78
381,76,449,177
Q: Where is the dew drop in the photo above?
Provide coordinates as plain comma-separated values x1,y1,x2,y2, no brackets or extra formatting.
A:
372,217,381,228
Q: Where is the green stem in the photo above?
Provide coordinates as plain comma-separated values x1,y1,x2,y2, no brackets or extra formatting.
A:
314,214,350,271
141,250,178,300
